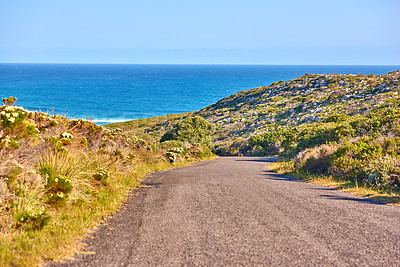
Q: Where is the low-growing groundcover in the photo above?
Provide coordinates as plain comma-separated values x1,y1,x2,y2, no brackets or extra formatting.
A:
0,99,215,266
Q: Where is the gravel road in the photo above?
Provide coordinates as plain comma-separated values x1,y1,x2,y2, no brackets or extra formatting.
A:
50,157,400,266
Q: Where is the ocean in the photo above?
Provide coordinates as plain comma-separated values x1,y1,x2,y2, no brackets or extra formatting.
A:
0,64,399,124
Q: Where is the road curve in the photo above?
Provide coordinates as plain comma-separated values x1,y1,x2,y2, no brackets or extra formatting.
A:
50,157,400,266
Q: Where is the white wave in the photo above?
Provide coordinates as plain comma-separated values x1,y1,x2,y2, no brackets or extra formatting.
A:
91,118,134,124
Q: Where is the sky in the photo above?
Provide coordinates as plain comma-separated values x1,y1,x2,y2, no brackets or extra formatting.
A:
1,0,399,65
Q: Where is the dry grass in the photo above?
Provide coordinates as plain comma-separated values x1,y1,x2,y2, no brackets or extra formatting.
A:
0,104,216,266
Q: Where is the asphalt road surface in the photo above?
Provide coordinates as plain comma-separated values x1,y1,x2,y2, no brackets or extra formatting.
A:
50,157,400,266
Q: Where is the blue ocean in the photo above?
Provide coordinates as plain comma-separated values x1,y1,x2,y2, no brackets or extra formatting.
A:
0,64,399,124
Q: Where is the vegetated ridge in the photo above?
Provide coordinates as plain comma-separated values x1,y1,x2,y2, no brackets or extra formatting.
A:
115,71,400,154
111,70,400,194
199,70,400,154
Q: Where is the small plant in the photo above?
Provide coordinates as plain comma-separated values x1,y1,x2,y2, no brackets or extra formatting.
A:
25,120,40,136
60,132,73,145
113,149,124,159
45,174,73,205
0,106,28,130
93,169,109,185
2,96,17,106
0,136,11,149
38,154,77,205
14,210,50,230
10,140,20,149
80,136,88,148
166,151,178,163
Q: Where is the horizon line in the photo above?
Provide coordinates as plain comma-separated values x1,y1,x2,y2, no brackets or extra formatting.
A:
1,62,399,66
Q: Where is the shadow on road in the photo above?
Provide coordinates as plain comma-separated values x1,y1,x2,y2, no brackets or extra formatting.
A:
264,171,398,207
233,156,279,163
262,170,303,182
142,181,163,187
320,194,386,205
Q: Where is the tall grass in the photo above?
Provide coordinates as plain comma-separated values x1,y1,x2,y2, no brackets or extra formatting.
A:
0,102,216,266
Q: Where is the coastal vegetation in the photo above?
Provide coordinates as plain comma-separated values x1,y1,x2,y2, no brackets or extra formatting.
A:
112,70,400,204
0,100,214,266
161,116,215,148
2,69,400,265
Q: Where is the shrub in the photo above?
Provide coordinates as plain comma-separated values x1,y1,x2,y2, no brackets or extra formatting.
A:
60,132,73,145
0,106,28,130
166,151,179,163
44,174,73,205
10,140,20,149
24,121,40,137
328,137,383,182
249,130,283,154
0,136,11,149
160,116,215,148
324,114,349,123
80,137,88,148
188,144,213,158
365,155,400,188
14,210,50,231
297,122,355,151
12,174,51,230
294,144,338,173
2,96,17,106
14,211,50,230
382,137,400,157
329,156,364,181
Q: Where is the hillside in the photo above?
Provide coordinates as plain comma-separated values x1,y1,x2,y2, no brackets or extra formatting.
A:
109,70,400,200
200,70,400,154
0,98,213,266
111,70,400,155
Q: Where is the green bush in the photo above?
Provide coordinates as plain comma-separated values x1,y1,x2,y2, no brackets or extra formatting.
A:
161,116,215,148
14,210,50,231
44,174,73,205
324,114,349,123
10,140,20,149
297,122,355,151
383,137,400,157
188,144,213,158
166,151,179,163
365,155,400,188
328,137,383,182
249,129,289,154
0,106,28,130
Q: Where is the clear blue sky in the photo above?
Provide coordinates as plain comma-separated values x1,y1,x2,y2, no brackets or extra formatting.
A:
1,0,399,64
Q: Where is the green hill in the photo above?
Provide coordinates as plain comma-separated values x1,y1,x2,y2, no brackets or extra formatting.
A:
110,70,400,196
111,70,400,155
